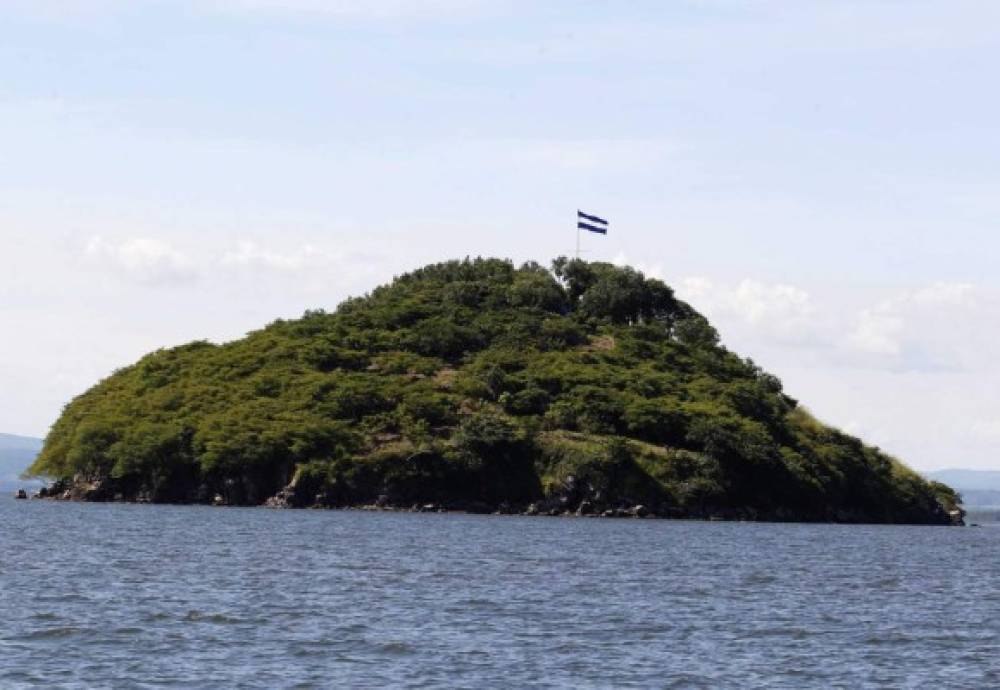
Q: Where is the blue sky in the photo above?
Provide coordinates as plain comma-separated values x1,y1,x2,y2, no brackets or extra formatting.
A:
2,1,999,470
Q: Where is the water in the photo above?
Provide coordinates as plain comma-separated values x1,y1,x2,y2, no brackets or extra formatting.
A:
1,498,997,689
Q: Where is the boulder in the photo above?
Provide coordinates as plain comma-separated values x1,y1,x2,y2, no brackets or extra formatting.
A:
264,490,292,508
627,504,649,518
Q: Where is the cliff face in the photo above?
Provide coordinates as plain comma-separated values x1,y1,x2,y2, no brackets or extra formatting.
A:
30,257,961,524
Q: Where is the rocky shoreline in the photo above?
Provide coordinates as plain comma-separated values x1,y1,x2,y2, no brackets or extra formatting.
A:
27,476,965,526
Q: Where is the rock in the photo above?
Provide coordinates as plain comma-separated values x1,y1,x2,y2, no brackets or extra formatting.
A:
212,494,226,506
264,492,291,508
524,503,539,516
15,489,27,500
627,504,648,518
577,500,594,516
265,483,307,509
557,475,578,506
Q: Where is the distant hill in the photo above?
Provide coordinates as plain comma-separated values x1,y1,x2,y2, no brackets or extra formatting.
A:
0,433,43,491
928,469,1000,491
27,257,960,524
927,470,1000,509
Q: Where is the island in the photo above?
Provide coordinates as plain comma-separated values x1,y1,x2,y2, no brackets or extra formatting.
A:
28,257,962,524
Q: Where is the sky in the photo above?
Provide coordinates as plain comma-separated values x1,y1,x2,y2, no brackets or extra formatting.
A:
2,0,999,471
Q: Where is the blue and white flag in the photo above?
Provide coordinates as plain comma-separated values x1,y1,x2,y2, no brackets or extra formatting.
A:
577,210,608,235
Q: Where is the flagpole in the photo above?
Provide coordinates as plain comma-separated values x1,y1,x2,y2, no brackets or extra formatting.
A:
575,223,580,259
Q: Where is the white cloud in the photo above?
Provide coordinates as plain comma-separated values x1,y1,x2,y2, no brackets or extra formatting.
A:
726,280,814,326
911,281,974,308
675,275,821,345
842,282,978,362
613,252,985,377
217,240,389,295
611,252,665,281
845,307,904,355
220,241,338,272
82,235,390,296
613,253,823,346
84,236,198,286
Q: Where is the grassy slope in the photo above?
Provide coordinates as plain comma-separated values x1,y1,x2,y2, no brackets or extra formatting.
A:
29,258,959,523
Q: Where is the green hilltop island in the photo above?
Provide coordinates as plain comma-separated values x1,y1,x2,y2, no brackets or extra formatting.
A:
29,257,963,525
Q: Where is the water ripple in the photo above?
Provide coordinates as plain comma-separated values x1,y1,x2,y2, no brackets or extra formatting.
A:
1,499,998,688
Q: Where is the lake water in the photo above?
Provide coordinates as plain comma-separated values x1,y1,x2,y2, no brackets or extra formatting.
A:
1,497,997,688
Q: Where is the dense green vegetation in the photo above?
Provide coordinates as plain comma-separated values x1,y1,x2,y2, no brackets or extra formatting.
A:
30,258,960,523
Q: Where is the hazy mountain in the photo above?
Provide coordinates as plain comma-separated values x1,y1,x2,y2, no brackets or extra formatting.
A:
928,469,1000,491
0,433,43,491
927,469,1000,510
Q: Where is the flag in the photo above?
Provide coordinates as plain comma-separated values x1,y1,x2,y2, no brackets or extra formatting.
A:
577,210,608,235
